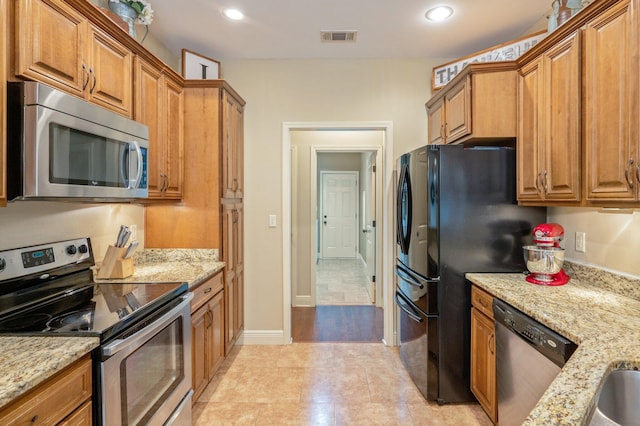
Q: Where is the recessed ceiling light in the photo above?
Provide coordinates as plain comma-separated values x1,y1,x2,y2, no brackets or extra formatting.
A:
223,8,244,20
425,6,454,22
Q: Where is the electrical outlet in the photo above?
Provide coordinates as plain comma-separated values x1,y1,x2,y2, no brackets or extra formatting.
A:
575,231,586,253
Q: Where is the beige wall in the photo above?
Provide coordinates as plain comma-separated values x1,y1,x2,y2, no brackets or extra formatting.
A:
549,207,640,277
0,202,144,260
222,58,444,332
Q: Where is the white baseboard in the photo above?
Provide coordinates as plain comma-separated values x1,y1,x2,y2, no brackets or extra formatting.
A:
293,295,313,307
238,329,288,345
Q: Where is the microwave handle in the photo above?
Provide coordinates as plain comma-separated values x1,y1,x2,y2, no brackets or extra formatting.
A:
129,141,144,189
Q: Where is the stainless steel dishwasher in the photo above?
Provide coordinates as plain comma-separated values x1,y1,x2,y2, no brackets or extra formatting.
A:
493,299,577,426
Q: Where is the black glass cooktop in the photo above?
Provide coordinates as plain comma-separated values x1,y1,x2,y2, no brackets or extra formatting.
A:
0,269,187,342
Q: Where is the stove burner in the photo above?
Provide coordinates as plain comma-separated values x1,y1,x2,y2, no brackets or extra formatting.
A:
0,313,52,331
45,308,95,331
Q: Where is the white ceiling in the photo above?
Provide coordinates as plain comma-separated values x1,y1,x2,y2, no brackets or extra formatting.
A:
148,0,552,61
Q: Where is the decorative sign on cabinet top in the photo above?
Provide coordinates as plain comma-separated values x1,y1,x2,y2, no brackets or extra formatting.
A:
431,31,547,91
182,49,221,80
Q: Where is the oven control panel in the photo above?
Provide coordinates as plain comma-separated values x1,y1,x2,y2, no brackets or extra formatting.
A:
0,238,92,280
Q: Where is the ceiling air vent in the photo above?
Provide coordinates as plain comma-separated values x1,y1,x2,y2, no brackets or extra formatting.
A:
320,31,358,42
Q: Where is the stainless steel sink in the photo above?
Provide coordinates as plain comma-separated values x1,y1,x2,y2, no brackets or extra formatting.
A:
588,369,640,425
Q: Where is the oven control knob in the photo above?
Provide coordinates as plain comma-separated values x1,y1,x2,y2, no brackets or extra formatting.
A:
78,244,89,254
66,245,77,255
0,258,5,272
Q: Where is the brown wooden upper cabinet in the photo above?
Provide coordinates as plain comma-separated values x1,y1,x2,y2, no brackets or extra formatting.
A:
583,0,639,202
135,57,184,200
15,0,133,117
222,91,244,199
516,0,638,207
426,62,518,145
517,32,582,204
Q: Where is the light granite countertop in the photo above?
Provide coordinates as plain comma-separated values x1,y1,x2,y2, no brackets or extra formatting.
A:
0,336,100,409
466,262,640,425
0,248,224,411
94,248,225,289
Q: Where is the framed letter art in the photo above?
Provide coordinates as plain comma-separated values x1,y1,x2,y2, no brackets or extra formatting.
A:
182,49,221,79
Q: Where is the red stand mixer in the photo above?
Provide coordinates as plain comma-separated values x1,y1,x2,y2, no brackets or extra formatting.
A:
522,223,570,286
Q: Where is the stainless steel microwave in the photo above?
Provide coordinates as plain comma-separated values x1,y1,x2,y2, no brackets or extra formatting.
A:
6,81,148,201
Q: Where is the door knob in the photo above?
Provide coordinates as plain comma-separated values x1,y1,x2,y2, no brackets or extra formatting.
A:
323,221,327,225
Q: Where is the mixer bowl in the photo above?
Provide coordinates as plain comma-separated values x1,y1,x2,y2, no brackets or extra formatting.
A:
523,246,565,278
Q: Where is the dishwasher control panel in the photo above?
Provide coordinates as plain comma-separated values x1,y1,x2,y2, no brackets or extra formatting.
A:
493,298,577,368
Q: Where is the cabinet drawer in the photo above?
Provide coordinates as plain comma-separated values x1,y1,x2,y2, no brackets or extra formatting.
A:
471,285,494,319
191,272,223,311
0,355,92,426
59,400,92,426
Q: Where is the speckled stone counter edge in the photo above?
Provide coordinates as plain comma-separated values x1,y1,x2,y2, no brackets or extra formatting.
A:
466,263,640,425
0,336,99,409
94,248,225,289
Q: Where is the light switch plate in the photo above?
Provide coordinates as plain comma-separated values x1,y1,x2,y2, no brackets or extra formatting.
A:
268,214,277,228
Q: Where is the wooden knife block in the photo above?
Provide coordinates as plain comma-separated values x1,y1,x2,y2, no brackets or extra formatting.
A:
97,245,134,279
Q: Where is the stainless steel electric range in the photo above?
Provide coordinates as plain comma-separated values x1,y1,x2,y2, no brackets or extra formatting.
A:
0,238,193,426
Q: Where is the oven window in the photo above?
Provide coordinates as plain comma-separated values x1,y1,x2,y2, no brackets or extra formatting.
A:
121,318,184,425
50,123,128,188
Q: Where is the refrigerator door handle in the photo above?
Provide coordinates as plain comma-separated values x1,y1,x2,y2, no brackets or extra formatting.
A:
395,263,439,287
396,164,412,254
394,291,423,323
394,265,423,289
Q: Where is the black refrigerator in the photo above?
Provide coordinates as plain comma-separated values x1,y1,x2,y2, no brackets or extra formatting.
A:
394,144,546,403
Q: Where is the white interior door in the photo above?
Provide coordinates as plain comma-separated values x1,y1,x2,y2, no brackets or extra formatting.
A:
365,154,376,302
321,172,358,258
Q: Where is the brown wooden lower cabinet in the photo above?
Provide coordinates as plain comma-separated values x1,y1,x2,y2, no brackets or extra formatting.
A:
470,285,497,424
190,271,225,401
0,354,93,425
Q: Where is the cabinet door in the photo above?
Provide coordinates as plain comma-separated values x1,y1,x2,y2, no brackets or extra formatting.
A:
222,202,237,353
162,76,184,199
191,303,208,401
15,0,86,96
584,0,637,201
233,102,245,198
517,58,545,201
427,99,445,145
134,57,163,197
544,32,581,202
444,78,471,142
234,204,244,335
87,25,132,117
470,307,497,424
222,91,244,198
208,290,225,378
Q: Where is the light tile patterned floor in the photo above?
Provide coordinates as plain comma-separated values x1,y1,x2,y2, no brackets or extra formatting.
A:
316,258,373,305
193,343,492,425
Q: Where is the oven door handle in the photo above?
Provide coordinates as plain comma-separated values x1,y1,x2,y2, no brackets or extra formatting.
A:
102,292,193,357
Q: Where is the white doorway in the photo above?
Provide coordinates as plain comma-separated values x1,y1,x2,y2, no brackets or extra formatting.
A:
320,171,359,259
282,121,395,346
